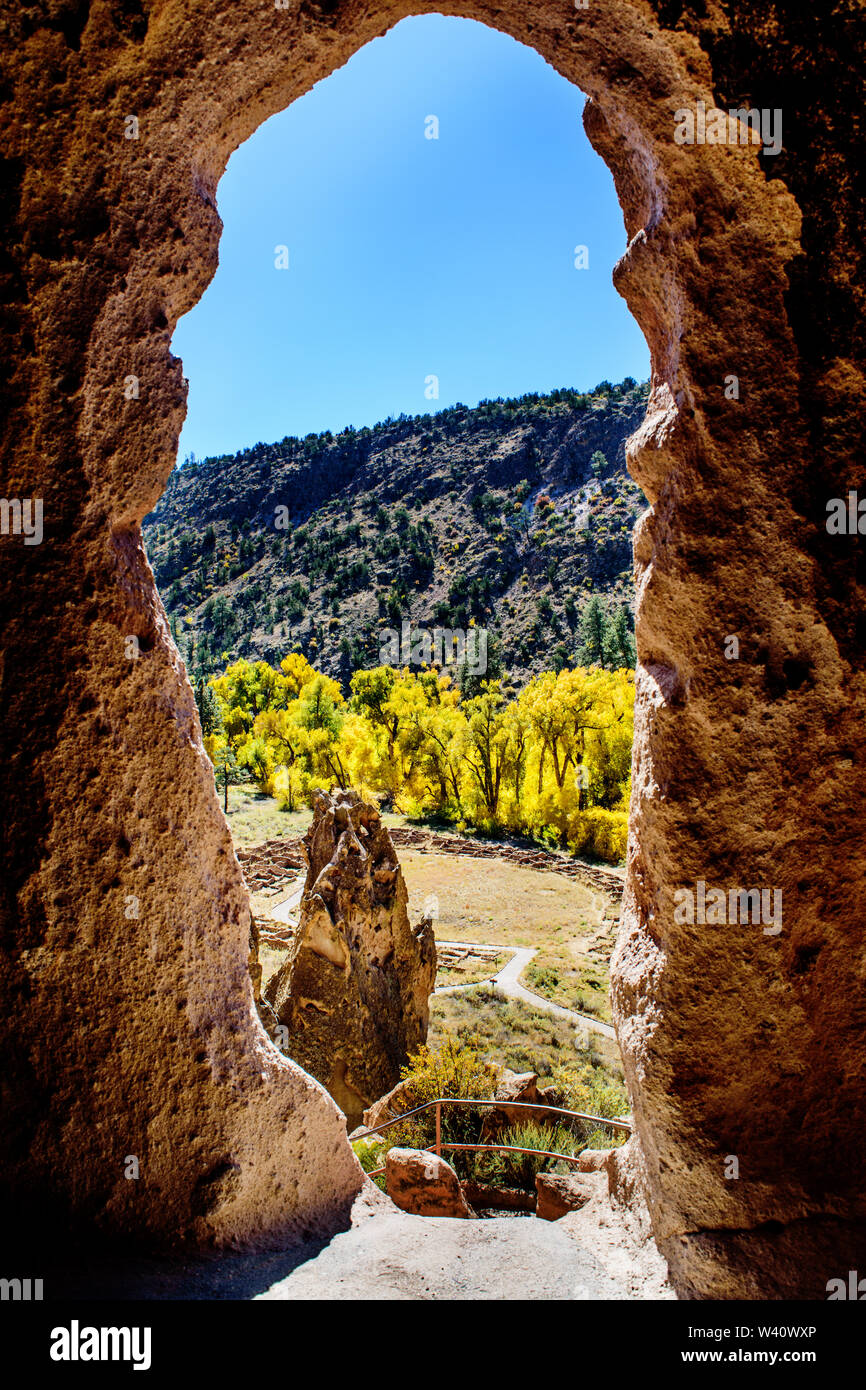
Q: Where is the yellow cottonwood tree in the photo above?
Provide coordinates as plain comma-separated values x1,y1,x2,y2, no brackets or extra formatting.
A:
204,653,634,863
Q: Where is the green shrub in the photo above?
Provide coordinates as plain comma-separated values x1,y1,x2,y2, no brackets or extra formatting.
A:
471,1120,582,1189
353,1038,502,1174
351,1135,388,1190
527,964,561,993
399,1035,501,1107
353,1039,630,1192
546,1060,630,1148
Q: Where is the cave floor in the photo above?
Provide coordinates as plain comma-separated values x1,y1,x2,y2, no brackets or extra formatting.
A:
36,1208,635,1301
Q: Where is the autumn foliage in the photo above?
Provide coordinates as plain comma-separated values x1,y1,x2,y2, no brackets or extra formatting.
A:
204,654,633,863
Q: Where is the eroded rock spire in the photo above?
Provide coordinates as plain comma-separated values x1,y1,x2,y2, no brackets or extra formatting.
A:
265,789,437,1127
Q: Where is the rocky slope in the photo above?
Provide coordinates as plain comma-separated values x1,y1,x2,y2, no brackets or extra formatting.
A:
143,379,648,687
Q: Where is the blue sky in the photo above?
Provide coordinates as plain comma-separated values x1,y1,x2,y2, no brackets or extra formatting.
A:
173,15,649,462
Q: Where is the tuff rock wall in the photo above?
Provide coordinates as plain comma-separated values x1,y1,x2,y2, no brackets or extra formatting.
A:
0,0,863,1289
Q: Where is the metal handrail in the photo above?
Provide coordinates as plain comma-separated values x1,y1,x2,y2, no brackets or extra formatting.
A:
352,1096,632,1143
351,1096,631,1179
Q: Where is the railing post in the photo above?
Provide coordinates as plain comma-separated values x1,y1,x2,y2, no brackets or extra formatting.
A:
435,1101,441,1157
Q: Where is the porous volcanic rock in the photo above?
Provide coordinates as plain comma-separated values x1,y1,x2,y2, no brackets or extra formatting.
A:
385,1148,472,1219
360,1078,418,1133
536,1171,601,1222
577,1149,615,1174
1,0,863,1289
480,1069,563,1141
264,790,437,1128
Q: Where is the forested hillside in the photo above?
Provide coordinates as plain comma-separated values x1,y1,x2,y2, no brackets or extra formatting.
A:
144,378,648,691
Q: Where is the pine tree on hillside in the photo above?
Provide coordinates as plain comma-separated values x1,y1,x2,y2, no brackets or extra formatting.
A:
211,743,241,814
195,677,222,737
457,630,504,698
579,596,607,665
579,599,636,669
607,606,636,668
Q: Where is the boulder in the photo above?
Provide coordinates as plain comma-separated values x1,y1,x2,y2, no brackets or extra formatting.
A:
538,1083,563,1108
264,790,437,1128
361,1077,418,1132
385,1148,472,1219
479,1070,537,1139
480,1070,563,1139
577,1148,616,1173
536,1171,600,1222
498,1070,540,1107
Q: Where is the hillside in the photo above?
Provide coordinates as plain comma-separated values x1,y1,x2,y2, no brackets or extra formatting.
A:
143,378,648,689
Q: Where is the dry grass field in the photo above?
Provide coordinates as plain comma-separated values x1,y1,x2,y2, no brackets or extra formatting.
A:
428,988,623,1080
400,851,615,1022
225,783,406,847
223,783,309,846
435,950,511,987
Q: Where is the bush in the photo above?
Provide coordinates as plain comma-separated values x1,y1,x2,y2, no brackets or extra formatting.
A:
351,1135,389,1191
569,807,628,863
352,1039,630,1188
527,964,560,993
353,1038,501,1177
403,1036,498,1091
471,1120,582,1189
547,1060,630,1147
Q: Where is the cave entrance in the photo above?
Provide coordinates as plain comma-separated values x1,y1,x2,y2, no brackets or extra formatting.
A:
146,13,647,1151
4,0,814,1297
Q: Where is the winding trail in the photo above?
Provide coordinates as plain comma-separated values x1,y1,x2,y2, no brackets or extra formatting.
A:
269,877,305,923
434,939,616,1040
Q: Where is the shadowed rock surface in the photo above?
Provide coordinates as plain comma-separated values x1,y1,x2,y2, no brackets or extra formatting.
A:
359,1077,417,1132
265,790,437,1127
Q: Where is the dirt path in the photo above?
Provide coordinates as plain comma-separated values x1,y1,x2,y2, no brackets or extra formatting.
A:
434,940,616,1040
269,877,305,923
258,1207,629,1301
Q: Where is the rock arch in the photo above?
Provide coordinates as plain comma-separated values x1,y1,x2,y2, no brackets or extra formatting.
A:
0,2,863,1295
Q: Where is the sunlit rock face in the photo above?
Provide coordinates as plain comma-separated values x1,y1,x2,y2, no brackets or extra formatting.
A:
0,0,863,1285
265,790,437,1130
